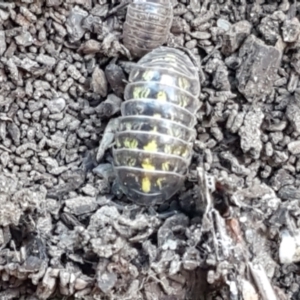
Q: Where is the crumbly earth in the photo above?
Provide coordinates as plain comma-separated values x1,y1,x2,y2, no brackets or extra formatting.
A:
0,0,300,299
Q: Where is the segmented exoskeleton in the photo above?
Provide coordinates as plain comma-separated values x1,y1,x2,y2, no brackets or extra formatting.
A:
123,0,173,58
113,47,201,206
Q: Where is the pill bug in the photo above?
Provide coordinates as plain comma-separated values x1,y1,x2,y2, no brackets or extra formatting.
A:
113,47,201,206
123,0,173,58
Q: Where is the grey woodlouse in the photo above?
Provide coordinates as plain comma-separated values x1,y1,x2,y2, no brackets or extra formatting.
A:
123,0,173,58
113,47,201,206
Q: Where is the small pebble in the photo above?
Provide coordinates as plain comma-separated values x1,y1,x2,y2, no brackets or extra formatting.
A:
46,97,66,114
287,140,300,155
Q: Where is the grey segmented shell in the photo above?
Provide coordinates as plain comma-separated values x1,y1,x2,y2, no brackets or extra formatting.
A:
113,47,201,206
123,0,173,58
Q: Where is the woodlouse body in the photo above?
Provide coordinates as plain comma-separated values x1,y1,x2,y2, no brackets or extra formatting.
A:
113,47,201,206
123,0,173,58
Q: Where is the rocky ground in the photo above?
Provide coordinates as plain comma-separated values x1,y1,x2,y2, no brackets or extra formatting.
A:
0,0,300,299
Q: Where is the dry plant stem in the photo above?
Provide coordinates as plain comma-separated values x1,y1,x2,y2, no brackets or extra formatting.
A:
248,263,277,300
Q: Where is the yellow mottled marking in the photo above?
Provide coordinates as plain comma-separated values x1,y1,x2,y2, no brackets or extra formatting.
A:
151,126,157,133
179,96,188,108
173,147,182,156
133,87,150,99
124,138,138,149
127,158,136,167
141,158,155,170
141,177,151,193
143,140,157,152
174,112,183,122
125,122,132,130
162,161,170,171
164,144,172,154
156,177,164,189
178,77,190,90
142,70,154,81
169,128,181,138
165,54,176,62
181,148,189,158
116,139,121,148
157,91,167,101
153,113,161,118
